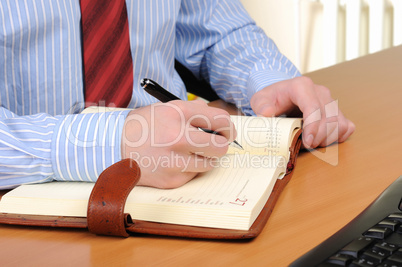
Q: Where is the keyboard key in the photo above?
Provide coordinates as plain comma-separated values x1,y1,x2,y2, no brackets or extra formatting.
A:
361,254,381,265
364,227,393,239
378,220,401,231
387,254,402,263
378,260,402,267
375,242,399,253
350,258,378,266
363,247,390,263
388,213,402,223
327,253,354,266
318,262,344,267
339,237,375,258
386,233,402,247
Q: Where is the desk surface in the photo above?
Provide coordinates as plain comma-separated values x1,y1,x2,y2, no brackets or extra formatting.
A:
1,46,402,266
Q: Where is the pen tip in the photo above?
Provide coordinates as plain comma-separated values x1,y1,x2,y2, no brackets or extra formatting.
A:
233,141,244,150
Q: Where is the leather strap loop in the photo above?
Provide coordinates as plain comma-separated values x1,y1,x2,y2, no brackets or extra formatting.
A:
87,159,141,237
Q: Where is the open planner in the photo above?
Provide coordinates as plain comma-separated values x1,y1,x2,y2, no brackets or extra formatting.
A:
0,115,302,239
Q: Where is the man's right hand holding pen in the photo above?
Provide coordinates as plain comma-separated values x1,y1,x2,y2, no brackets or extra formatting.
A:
122,100,237,189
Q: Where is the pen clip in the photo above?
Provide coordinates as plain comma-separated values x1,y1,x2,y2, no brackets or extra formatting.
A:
141,78,180,103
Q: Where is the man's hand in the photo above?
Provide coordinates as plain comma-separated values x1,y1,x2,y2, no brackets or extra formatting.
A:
250,76,355,148
121,100,236,189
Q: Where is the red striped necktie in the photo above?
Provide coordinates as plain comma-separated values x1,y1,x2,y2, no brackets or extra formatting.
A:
80,0,133,107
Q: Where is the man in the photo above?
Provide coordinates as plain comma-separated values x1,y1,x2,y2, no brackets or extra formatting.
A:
0,0,354,189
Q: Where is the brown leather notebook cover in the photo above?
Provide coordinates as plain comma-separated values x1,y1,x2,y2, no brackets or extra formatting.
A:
0,129,302,239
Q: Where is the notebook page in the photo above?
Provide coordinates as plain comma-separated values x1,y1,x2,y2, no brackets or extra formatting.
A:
126,155,285,209
0,156,285,220
227,116,301,160
122,155,285,229
0,182,94,216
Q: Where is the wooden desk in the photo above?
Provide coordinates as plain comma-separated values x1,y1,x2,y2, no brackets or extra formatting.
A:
1,46,402,266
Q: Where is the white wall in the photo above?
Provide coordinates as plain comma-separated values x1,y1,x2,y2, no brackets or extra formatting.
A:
240,0,398,74
240,0,300,71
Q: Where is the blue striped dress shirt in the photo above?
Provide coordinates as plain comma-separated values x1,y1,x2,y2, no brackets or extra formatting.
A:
0,0,299,189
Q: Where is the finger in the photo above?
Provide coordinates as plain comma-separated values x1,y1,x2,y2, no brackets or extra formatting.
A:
251,77,323,118
303,120,323,148
302,107,324,148
330,112,348,144
140,171,199,189
162,172,199,189
184,128,229,158
250,87,279,116
293,83,335,148
165,171,200,188
190,117,236,143
181,104,236,142
191,99,209,105
250,79,301,116
179,154,216,173
305,108,346,147
339,120,356,143
315,121,339,147
311,130,338,148
151,101,236,143
308,113,354,147
153,152,214,174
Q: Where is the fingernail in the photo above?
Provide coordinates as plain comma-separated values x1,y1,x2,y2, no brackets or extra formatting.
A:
305,134,314,148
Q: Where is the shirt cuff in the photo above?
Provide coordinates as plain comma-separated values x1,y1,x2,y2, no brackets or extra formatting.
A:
51,110,131,182
242,70,298,116
246,70,296,100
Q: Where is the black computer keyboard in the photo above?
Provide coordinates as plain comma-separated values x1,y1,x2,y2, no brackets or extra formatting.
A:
290,175,402,267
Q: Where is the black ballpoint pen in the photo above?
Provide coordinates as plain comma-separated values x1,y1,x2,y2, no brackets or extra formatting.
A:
141,78,243,150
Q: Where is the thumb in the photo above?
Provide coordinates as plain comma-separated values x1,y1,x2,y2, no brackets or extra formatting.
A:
255,103,277,117
250,88,277,116
251,80,302,117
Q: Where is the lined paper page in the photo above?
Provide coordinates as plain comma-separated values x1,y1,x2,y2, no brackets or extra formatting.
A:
227,116,301,160
128,155,285,207
0,155,285,230
126,155,285,229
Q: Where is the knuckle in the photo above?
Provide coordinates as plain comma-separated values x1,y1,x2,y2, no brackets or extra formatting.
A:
219,109,231,118
211,106,231,119
162,104,180,118
295,76,314,88
319,85,332,98
174,101,189,114
337,118,348,133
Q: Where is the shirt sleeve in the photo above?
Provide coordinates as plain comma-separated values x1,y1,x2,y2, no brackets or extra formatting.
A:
175,0,301,115
0,107,130,189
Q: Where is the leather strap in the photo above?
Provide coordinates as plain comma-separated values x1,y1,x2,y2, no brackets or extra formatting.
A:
87,159,140,237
